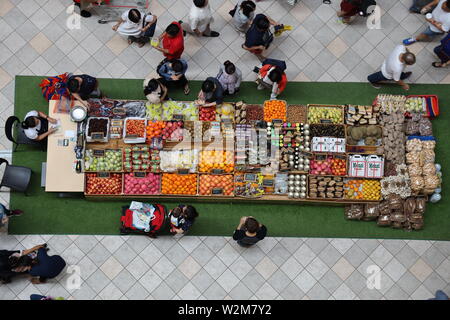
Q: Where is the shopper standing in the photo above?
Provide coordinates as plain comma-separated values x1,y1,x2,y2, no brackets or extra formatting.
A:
182,0,220,37
242,13,280,60
403,0,450,45
233,216,267,247
432,32,450,67
230,0,256,33
367,45,416,90
217,61,242,95
154,22,185,61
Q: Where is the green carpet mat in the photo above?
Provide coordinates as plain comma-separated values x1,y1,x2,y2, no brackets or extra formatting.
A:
8,75,450,240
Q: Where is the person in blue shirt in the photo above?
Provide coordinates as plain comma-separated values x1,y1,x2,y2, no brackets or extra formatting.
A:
196,77,224,107
432,32,450,67
157,59,190,95
242,13,280,60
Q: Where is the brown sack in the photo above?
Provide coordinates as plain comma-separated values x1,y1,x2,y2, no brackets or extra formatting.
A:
345,205,364,220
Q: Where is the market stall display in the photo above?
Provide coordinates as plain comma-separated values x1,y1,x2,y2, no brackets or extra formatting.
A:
74,94,442,231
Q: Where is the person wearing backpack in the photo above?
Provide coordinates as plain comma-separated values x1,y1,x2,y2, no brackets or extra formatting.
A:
242,13,280,60
112,9,157,48
230,0,256,33
254,59,287,100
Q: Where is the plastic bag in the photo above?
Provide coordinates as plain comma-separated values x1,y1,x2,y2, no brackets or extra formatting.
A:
410,176,424,192
419,117,433,136
405,119,419,136
386,194,403,211
424,174,440,190
363,204,380,221
407,163,422,177
422,163,436,175
404,198,416,216
345,205,364,220
415,198,426,213
377,215,391,227
422,149,435,163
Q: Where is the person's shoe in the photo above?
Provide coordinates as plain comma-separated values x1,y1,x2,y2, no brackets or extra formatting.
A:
204,31,219,37
80,10,91,18
10,210,23,216
403,37,416,46
403,71,412,79
369,82,381,89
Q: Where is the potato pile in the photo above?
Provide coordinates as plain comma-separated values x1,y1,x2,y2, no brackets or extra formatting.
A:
308,176,343,199
377,112,405,164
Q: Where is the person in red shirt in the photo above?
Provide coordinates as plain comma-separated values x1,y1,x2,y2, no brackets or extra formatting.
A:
337,0,362,24
256,64,287,99
154,22,185,61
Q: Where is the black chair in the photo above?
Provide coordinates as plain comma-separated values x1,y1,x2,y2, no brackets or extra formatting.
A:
0,158,32,195
4,116,44,151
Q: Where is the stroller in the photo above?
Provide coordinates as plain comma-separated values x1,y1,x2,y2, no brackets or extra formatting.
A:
120,202,167,238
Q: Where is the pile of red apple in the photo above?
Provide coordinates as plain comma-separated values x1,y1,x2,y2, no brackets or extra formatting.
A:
123,173,160,195
199,107,216,121
161,121,183,141
86,173,122,195
310,157,346,176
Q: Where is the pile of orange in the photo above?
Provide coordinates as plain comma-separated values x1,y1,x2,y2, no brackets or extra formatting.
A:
344,179,381,200
264,100,286,122
161,173,197,195
146,121,166,141
199,150,234,173
199,175,234,195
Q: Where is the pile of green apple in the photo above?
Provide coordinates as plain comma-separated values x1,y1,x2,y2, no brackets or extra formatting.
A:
405,97,425,113
84,149,122,172
308,107,343,124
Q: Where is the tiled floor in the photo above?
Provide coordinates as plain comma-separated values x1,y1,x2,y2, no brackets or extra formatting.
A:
0,233,449,300
0,0,449,300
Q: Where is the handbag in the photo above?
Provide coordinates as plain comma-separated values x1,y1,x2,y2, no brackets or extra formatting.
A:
229,4,237,17
262,29,274,48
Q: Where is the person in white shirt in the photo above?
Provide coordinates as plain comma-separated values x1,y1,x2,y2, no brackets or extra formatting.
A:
112,9,157,47
217,61,242,95
143,78,169,104
231,0,256,33
182,0,219,37
21,110,58,141
367,45,416,90
403,0,450,45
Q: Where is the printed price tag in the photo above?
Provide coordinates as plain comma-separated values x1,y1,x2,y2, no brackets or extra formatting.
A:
211,188,223,195
262,179,274,187
173,114,184,120
98,172,110,178
91,132,105,140
93,149,105,157
320,119,333,124
177,169,190,175
244,173,257,182
134,172,146,178
212,169,224,174
272,119,283,125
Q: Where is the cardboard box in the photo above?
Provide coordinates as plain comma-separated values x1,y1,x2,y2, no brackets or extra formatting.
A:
349,155,366,178
365,155,384,178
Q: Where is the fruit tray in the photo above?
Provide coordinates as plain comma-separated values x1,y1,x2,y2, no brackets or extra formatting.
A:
85,173,123,195
123,172,161,195
307,104,344,124
406,95,439,118
86,117,110,143
123,117,147,144
84,148,123,172
198,174,234,196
